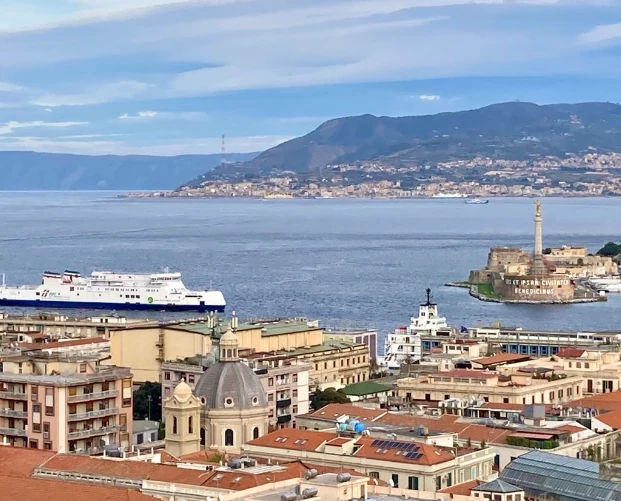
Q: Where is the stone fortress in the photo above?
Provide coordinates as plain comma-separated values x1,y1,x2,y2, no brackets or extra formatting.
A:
467,200,615,303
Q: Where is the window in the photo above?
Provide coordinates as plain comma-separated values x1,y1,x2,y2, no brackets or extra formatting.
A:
503,397,509,404
79,363,86,373
435,476,441,490
188,374,195,384
268,378,274,387
408,476,419,490
293,405,298,413
29,440,38,449
188,416,193,434
173,416,178,434
225,429,234,446
292,389,298,398
164,372,171,381
585,363,590,369
122,379,132,407
292,374,298,382
391,474,399,488
253,427,260,439
45,387,54,416
268,393,274,402
369,472,379,480
31,385,38,401
32,423,41,433
137,433,144,444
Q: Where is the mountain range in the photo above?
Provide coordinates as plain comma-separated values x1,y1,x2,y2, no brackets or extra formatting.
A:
200,101,621,181
0,151,257,190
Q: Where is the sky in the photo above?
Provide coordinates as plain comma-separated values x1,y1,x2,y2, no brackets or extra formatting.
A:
2,0,621,156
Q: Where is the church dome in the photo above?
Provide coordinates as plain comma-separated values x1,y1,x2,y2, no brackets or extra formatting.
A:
194,362,267,409
194,325,266,410
173,379,193,403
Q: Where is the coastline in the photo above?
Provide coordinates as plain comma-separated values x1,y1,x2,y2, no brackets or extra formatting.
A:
118,193,621,200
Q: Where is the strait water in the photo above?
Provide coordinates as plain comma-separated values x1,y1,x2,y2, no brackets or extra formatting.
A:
1,192,621,348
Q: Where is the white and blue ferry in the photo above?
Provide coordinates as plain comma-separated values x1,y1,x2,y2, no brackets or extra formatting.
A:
0,269,225,312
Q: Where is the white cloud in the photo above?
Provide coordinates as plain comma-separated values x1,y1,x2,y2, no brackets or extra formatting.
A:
31,81,154,107
119,110,207,121
418,94,441,101
0,134,289,155
578,23,621,44
0,82,23,92
0,120,88,135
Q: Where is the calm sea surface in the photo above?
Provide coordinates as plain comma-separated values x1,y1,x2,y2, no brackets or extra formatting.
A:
1,192,621,350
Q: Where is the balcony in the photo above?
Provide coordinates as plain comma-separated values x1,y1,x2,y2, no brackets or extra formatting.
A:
67,390,119,403
68,424,126,440
276,414,292,424
68,407,119,422
0,408,28,418
0,426,27,437
276,398,291,408
0,391,28,401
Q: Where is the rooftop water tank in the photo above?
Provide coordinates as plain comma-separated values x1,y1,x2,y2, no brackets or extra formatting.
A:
337,472,352,483
302,487,319,499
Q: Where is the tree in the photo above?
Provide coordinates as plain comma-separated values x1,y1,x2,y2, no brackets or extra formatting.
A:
133,381,162,422
311,388,351,410
597,242,621,258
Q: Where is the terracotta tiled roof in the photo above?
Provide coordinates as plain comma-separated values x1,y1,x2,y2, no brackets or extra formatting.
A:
308,403,386,422
554,424,586,434
177,449,224,464
439,479,485,495
557,348,587,359
17,337,109,350
40,454,217,486
247,428,456,466
568,390,621,413
474,353,531,366
0,447,57,478
596,409,621,430
247,428,334,451
0,475,153,501
352,436,454,466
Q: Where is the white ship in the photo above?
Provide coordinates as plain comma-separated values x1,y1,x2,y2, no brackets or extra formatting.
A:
465,198,489,205
0,269,226,312
587,276,621,293
379,289,453,370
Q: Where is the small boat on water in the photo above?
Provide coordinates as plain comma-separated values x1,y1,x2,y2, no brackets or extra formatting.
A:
465,198,489,205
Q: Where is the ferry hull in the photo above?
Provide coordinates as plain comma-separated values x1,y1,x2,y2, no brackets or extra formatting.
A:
0,298,225,312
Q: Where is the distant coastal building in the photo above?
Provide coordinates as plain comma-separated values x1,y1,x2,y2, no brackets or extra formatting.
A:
468,200,607,303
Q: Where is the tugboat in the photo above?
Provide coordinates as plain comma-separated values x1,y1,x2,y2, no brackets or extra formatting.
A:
379,289,453,370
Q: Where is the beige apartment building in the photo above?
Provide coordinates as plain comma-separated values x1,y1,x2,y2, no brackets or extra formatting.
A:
248,340,370,390
244,428,497,492
0,311,138,340
0,355,133,453
161,356,311,429
396,369,583,406
497,348,621,395
109,316,324,384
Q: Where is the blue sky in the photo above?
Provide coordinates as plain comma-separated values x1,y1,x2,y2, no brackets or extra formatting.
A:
2,0,621,155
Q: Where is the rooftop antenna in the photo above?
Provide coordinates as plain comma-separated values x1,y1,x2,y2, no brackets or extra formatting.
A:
426,287,432,306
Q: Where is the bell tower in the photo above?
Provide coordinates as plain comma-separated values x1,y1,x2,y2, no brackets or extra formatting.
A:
164,379,201,457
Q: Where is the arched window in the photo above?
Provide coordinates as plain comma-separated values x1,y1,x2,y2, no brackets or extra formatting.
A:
227,349,232,358
172,416,178,434
253,427,260,439
200,427,206,446
225,429,234,446
188,416,193,434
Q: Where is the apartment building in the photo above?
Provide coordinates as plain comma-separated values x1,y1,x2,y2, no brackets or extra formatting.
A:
249,341,370,390
111,316,323,383
161,356,311,429
323,328,378,360
0,355,133,453
0,311,136,340
497,348,621,395
397,369,583,407
244,427,497,492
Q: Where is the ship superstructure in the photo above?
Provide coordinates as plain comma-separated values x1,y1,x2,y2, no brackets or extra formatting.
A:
0,269,225,312
380,289,453,369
